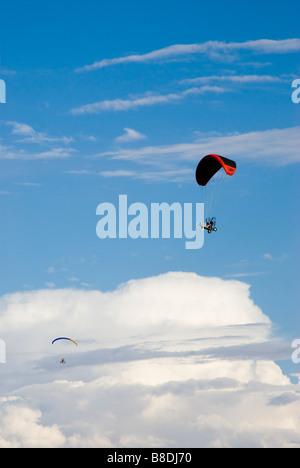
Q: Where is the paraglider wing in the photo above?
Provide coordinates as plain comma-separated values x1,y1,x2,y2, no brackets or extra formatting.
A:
195,154,236,186
52,337,78,346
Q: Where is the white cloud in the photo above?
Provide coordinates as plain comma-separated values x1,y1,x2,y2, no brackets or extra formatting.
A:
14,182,41,187
65,169,91,175
70,86,226,115
0,272,299,447
0,405,66,448
99,168,193,182
0,143,75,161
75,39,300,72
70,126,299,183
0,122,76,161
264,253,274,260
7,121,73,145
99,170,137,178
46,266,55,274
98,126,300,167
263,253,289,262
8,122,35,136
225,272,267,279
180,74,284,85
115,128,147,143
70,93,182,115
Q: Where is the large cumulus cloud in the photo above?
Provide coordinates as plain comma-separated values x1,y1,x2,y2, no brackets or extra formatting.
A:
0,272,299,447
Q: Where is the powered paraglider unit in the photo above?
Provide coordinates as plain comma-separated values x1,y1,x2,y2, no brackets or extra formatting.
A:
195,154,236,232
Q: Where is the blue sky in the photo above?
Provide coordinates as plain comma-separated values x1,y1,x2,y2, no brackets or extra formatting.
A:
0,0,299,448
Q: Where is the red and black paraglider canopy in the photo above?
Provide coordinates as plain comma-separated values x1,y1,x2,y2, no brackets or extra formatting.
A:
195,154,236,186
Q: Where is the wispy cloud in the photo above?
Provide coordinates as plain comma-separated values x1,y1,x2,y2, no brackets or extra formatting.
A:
14,182,41,187
180,74,285,86
0,146,75,160
99,169,137,178
71,92,182,114
115,128,147,143
64,169,91,175
66,168,193,183
75,38,300,72
65,126,299,183
7,121,73,145
99,168,193,182
224,272,268,279
263,253,289,262
0,121,76,161
70,86,226,115
98,126,300,167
